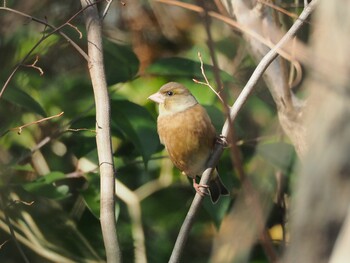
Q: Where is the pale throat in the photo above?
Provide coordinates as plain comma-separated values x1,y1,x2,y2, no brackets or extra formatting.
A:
159,95,198,116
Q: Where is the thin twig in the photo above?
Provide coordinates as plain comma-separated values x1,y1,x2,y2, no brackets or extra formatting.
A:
222,0,317,132
0,239,9,249
66,128,96,133
193,52,225,105
155,0,305,70
10,200,35,207
21,56,44,76
200,1,277,260
102,0,113,19
66,22,83,39
257,0,308,21
168,1,318,262
197,0,224,92
10,112,64,135
14,103,96,165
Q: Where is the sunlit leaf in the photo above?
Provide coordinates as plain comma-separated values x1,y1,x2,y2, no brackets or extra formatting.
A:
12,164,34,172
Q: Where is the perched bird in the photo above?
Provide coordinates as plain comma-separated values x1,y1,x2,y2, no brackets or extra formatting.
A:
148,82,229,203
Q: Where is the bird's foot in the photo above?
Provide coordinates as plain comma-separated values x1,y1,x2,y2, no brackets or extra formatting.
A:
217,135,229,148
193,179,209,196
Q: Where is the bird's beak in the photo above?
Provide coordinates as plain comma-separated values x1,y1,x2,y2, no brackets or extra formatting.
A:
148,92,164,104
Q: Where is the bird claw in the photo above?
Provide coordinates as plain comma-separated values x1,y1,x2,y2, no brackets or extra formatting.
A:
193,179,209,196
217,135,229,148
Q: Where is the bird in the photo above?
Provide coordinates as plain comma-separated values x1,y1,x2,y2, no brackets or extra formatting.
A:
148,82,229,203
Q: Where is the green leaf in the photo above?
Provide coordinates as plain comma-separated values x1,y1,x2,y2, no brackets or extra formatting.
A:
204,105,225,132
23,171,69,199
81,173,100,218
2,86,46,117
12,164,34,172
81,172,121,221
111,99,160,166
203,194,231,229
103,40,139,85
146,57,235,83
257,142,296,173
64,116,98,158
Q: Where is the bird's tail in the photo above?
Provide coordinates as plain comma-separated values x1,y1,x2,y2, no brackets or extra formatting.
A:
208,170,229,203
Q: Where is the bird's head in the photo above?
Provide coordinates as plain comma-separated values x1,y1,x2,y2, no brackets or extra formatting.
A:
148,82,198,116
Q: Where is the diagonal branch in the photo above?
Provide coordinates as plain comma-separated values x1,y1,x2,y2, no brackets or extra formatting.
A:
168,1,318,262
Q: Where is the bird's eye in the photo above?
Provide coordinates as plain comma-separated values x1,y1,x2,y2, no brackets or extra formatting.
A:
166,91,174,96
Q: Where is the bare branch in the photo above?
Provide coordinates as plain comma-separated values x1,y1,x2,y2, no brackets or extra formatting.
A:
155,0,306,66
66,128,96,133
21,56,44,76
193,14,276,261
115,180,147,263
9,112,64,135
10,200,35,207
0,240,9,250
283,0,350,262
257,0,309,21
192,52,225,104
329,206,350,263
66,22,83,39
168,2,318,262
102,0,113,19
80,0,121,262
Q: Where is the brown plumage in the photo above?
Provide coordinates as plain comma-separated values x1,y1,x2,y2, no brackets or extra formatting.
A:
148,82,229,203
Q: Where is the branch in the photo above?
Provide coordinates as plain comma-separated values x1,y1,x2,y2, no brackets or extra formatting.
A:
115,180,147,263
102,0,113,19
155,0,306,66
168,2,318,262
192,52,225,104
257,0,308,21
223,0,317,131
0,112,64,137
194,10,276,259
0,192,30,263
0,239,9,249
329,206,350,263
10,112,64,135
21,56,44,76
80,1,121,262
283,0,350,261
0,195,101,262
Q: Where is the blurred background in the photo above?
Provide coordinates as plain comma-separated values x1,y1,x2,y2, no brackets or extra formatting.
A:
0,1,307,262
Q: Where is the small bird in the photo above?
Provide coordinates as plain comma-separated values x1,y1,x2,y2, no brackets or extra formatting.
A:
148,82,229,203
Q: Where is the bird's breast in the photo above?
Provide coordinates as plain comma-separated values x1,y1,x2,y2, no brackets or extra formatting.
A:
157,104,216,177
